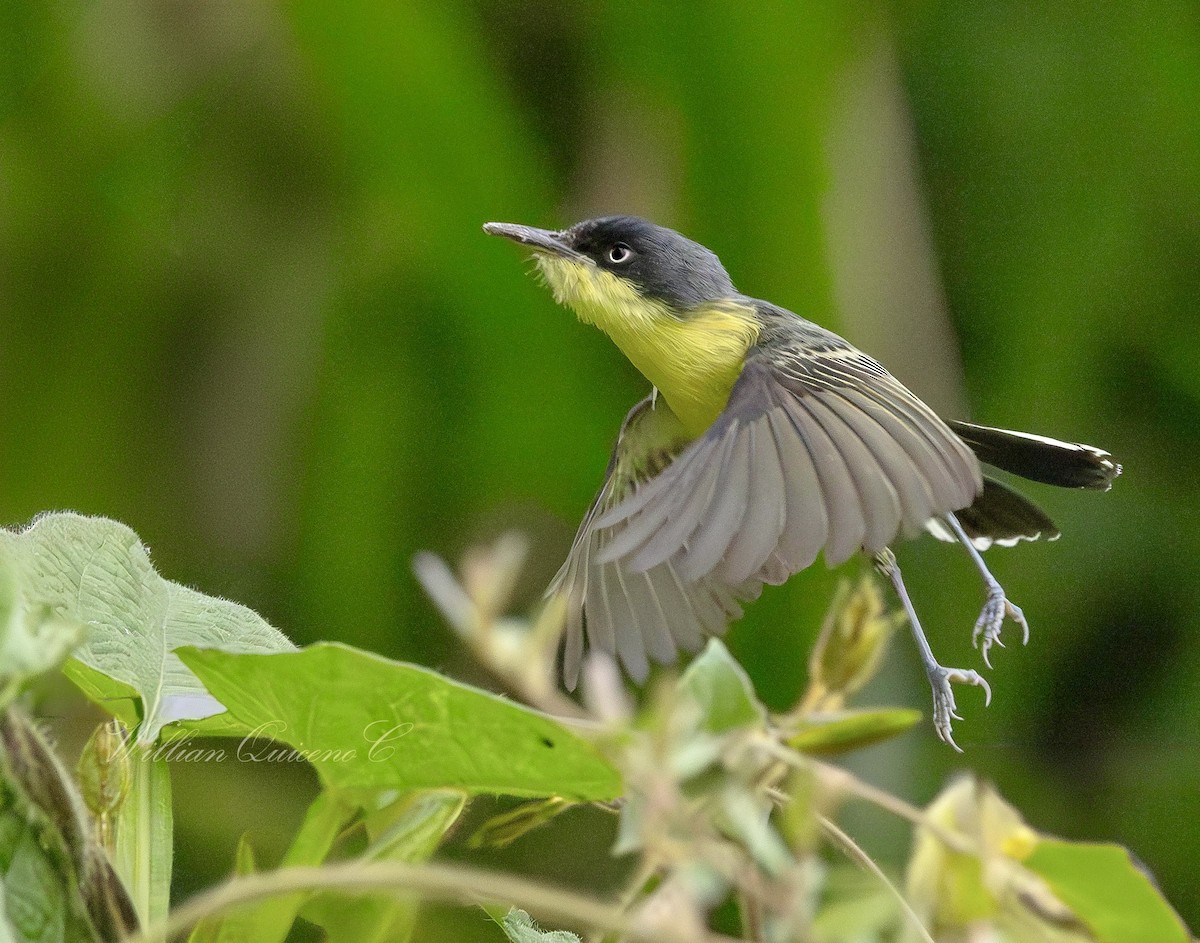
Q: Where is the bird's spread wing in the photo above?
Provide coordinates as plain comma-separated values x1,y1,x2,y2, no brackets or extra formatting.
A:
595,340,983,587
549,395,763,689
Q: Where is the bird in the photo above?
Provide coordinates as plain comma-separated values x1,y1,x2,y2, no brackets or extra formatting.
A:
484,215,1120,750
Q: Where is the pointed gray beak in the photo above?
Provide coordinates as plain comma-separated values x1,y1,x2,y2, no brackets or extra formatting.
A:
483,222,587,261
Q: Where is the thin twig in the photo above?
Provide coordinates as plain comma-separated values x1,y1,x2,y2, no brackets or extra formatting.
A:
816,814,935,943
759,741,972,854
121,859,746,943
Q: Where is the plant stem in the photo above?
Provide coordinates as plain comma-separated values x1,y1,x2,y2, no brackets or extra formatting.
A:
114,745,173,926
123,860,746,943
760,742,973,854
816,815,935,943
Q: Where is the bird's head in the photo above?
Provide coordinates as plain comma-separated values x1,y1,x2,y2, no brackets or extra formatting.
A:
485,215,760,434
483,216,736,322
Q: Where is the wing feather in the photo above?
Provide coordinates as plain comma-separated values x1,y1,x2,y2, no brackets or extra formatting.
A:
832,387,942,519
624,437,730,572
804,394,902,554
651,563,707,651
848,377,979,505
588,541,618,657
823,388,937,536
718,421,788,583
678,430,753,580
766,408,827,571
629,569,678,665
779,392,867,567
603,555,648,681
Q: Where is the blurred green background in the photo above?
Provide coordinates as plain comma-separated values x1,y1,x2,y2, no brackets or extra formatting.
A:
3,0,1199,934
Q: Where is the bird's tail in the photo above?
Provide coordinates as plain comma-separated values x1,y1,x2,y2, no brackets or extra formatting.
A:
947,421,1121,491
927,476,1060,549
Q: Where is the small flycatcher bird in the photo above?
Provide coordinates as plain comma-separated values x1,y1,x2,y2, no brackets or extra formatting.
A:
485,215,1120,749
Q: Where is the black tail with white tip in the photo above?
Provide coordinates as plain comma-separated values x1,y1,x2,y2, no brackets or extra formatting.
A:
948,421,1122,491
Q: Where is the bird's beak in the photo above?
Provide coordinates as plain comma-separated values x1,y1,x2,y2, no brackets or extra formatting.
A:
483,222,587,261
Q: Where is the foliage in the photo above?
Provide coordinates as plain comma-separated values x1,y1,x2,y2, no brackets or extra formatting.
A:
0,516,1190,942
0,514,294,744
3,0,1199,928
177,643,618,799
494,908,581,943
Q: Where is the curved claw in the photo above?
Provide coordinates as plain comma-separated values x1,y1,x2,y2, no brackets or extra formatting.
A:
973,586,1030,666
944,667,992,706
927,666,992,752
1010,600,1030,645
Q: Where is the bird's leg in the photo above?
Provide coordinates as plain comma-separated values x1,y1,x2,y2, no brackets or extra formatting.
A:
942,512,1029,668
873,549,990,752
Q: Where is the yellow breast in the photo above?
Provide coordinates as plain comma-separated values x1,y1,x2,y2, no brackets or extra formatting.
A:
537,257,760,436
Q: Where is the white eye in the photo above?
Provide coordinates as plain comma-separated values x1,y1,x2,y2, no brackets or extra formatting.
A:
607,243,632,264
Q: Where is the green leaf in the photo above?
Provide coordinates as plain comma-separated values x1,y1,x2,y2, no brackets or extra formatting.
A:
0,514,295,744
496,908,581,943
788,709,922,755
678,639,764,734
0,778,99,943
177,643,621,800
59,662,141,731
1024,839,1189,943
0,793,98,943
302,790,466,943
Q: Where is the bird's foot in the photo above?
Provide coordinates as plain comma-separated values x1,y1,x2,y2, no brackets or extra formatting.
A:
925,664,991,753
972,584,1029,668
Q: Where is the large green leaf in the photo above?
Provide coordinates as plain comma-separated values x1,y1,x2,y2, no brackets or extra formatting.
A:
177,643,621,800
0,514,294,744
1024,839,1189,943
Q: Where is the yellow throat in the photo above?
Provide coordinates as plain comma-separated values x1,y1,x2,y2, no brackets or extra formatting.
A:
537,256,760,436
